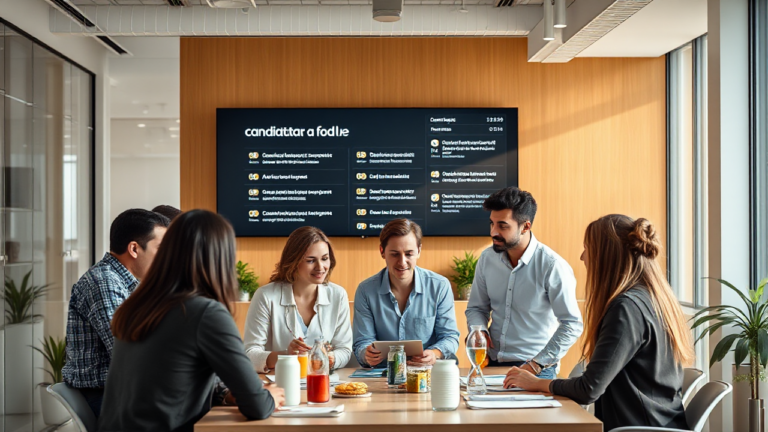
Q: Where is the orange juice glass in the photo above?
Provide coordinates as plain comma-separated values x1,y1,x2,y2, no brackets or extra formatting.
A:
474,348,487,367
297,352,308,379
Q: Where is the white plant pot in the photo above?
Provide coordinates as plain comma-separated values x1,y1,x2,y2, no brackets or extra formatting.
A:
39,384,71,425
4,320,44,414
733,364,768,432
239,291,250,302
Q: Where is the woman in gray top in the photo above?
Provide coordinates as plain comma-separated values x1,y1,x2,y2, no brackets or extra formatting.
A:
504,215,694,431
99,210,285,432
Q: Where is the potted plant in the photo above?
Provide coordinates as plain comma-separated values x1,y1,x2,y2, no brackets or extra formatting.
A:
236,260,259,301
1,270,49,414
691,277,768,432
450,251,478,300
32,336,71,425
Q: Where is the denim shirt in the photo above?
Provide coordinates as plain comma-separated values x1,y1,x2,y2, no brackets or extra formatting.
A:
353,267,460,367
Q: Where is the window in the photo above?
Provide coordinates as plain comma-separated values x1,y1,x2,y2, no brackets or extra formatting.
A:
667,36,708,308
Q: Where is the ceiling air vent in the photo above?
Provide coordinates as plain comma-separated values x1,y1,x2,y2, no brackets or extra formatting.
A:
166,0,189,5
46,0,96,26
205,0,257,7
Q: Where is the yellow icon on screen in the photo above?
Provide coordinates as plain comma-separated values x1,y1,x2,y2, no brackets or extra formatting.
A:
356,173,367,180
248,173,259,181
249,152,260,159
248,210,260,218
356,209,367,216
357,223,367,230
356,152,367,159
249,189,259,196
431,171,440,178
431,139,440,147
356,188,367,195
431,194,440,202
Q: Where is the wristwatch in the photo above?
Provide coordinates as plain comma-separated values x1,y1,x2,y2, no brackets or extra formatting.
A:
526,360,543,375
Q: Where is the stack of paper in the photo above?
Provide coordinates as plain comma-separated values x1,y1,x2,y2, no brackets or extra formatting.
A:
464,394,553,402
465,400,562,410
348,368,387,378
272,405,345,418
460,375,507,386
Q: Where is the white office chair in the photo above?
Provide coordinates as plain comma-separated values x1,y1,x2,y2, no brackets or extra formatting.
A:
609,380,732,432
47,383,98,432
681,368,705,404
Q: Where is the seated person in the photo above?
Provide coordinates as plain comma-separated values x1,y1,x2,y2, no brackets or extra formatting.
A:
504,215,692,431
152,204,182,221
353,219,460,367
99,210,284,432
244,226,353,372
62,209,170,417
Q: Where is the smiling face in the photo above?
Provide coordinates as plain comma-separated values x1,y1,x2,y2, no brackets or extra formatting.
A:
294,241,331,286
380,232,421,285
489,209,530,253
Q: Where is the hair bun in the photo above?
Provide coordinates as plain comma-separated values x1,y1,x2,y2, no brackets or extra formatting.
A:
627,218,660,259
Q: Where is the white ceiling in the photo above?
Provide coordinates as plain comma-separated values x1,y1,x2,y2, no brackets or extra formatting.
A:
109,37,179,119
111,118,180,156
577,0,707,57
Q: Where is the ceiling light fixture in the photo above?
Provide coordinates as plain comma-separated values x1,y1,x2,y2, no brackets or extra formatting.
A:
171,134,179,138
204,0,257,7
543,0,554,41
169,127,180,131
138,124,146,128
458,0,468,14
176,119,181,124
372,0,403,22
554,0,566,28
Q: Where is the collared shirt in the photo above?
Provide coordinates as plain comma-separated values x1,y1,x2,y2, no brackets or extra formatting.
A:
465,234,582,366
63,252,138,388
353,267,460,367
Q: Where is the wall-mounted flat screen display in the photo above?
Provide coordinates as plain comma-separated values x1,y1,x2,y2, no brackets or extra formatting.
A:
217,108,518,237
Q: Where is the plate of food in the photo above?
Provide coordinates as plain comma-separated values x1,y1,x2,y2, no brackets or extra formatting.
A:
332,382,372,398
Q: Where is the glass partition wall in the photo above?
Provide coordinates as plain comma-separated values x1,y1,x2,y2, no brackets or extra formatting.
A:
0,20,94,431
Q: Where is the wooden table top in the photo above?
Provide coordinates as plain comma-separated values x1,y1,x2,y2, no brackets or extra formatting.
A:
195,367,602,432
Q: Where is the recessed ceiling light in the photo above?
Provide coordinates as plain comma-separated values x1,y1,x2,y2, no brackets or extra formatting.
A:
169,127,180,131
171,135,179,138
176,119,180,124
138,124,146,128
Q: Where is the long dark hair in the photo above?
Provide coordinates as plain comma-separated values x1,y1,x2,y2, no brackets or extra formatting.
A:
582,214,694,365
270,226,336,284
112,209,238,342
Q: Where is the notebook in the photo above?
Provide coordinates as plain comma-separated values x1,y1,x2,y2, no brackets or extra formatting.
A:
271,405,346,418
460,375,507,386
465,400,562,410
464,394,553,402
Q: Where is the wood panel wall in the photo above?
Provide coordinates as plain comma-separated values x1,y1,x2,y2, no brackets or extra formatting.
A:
181,37,667,375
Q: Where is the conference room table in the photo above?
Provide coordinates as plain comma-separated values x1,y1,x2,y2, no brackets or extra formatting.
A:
195,367,602,432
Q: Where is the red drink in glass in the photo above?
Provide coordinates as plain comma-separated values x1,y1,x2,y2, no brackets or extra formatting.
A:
306,374,330,403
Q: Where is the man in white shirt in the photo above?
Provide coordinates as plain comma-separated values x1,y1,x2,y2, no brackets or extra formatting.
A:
465,187,582,379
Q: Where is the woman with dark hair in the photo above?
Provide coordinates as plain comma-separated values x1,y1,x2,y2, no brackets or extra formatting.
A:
99,210,284,432
504,215,694,431
244,226,353,372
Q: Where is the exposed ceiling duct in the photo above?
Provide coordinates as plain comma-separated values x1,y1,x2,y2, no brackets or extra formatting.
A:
49,4,541,37
372,0,404,22
44,0,131,55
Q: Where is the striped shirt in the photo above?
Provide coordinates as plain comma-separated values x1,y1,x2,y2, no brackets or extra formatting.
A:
63,252,138,389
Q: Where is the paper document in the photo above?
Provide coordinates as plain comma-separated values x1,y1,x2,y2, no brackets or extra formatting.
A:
486,386,526,392
465,400,562,409
272,405,345,418
460,375,507,386
464,394,553,402
348,368,387,378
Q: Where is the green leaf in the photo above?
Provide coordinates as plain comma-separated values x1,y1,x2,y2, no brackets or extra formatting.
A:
706,277,752,307
759,329,768,369
695,320,737,345
711,333,740,368
691,313,726,330
734,338,749,372
757,277,768,299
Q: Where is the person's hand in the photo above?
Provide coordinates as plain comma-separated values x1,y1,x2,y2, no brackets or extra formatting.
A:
407,349,440,366
519,362,537,375
464,329,495,349
503,366,549,392
328,350,336,369
287,337,311,353
265,383,286,409
364,344,383,366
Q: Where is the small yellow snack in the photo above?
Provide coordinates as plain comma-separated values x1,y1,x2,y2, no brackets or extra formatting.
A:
334,382,368,395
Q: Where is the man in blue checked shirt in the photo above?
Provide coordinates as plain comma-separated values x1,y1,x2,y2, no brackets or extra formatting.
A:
62,209,170,417
466,187,583,382
353,219,460,368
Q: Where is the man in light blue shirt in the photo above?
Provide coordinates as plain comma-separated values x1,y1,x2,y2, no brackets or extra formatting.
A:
354,219,460,367
466,187,582,380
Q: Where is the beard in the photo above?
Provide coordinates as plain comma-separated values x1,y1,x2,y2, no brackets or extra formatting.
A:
491,232,521,252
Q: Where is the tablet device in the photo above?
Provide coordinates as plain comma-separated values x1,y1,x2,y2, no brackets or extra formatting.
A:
372,340,424,360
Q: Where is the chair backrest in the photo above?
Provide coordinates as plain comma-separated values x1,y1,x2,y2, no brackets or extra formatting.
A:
682,368,705,404
47,383,98,432
685,381,732,432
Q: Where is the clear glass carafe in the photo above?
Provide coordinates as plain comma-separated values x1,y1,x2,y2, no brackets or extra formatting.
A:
466,325,487,394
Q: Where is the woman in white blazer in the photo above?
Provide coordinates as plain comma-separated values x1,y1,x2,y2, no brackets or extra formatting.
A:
244,227,353,372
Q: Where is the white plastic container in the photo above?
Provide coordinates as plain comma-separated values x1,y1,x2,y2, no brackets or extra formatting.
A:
430,359,460,411
275,355,301,406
